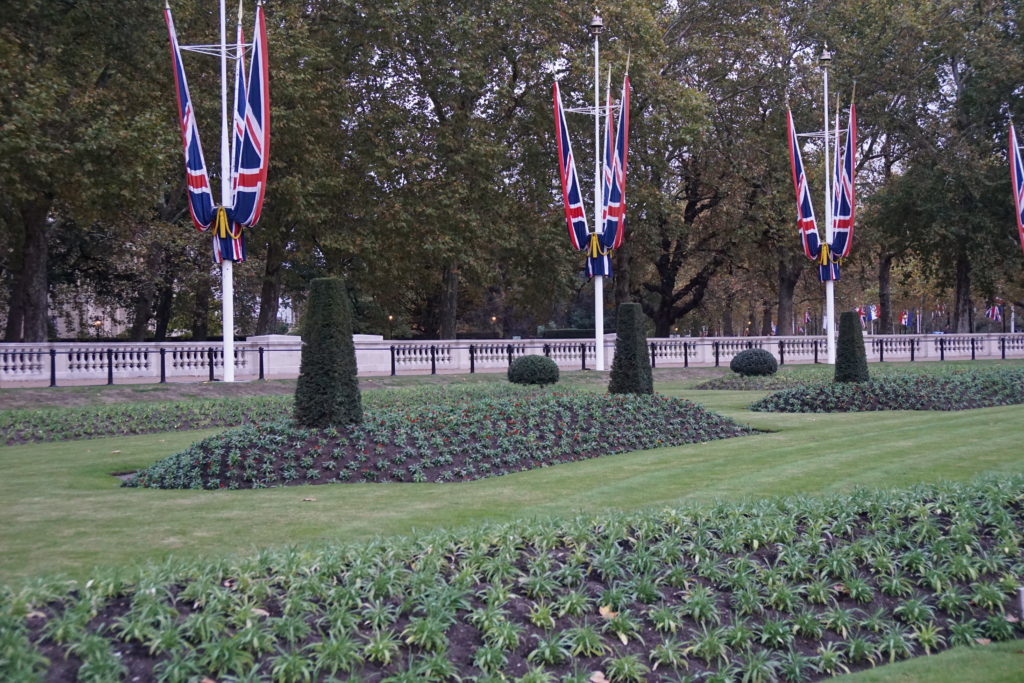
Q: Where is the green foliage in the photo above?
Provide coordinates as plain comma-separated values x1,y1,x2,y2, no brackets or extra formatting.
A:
126,386,751,490
751,368,1024,413
835,311,870,383
729,348,779,377
608,303,654,395
7,473,1024,680
507,355,559,385
294,278,362,428
0,395,292,445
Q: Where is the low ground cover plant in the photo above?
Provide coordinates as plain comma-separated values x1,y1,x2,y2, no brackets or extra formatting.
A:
0,395,293,445
4,475,1022,681
751,368,1024,413
125,388,752,489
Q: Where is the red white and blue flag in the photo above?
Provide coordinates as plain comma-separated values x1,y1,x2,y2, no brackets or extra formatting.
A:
899,310,909,326
166,3,269,263
554,82,589,252
831,103,856,259
600,75,630,252
786,110,821,262
230,3,269,228
986,305,1003,322
165,7,216,232
1009,122,1024,255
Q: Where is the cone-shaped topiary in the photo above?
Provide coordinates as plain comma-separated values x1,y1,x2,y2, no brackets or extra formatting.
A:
608,302,654,394
834,310,870,383
294,278,363,427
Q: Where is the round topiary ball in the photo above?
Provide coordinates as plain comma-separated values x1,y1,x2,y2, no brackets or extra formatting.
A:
729,348,779,376
508,354,560,385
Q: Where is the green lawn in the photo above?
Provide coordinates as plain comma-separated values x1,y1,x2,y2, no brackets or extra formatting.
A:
2,369,1024,681
842,640,1024,682
3,380,1023,583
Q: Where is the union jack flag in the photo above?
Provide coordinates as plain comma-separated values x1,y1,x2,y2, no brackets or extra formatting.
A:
899,310,909,326
554,81,589,252
230,3,269,228
986,305,1003,322
786,110,821,262
1009,122,1024,254
831,103,856,259
600,75,630,252
165,7,215,231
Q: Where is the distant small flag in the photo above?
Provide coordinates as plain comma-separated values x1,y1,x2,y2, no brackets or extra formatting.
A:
866,305,877,322
857,306,866,325
899,310,909,326
804,310,811,324
986,305,1003,322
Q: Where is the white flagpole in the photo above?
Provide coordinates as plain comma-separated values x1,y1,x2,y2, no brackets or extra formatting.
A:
591,12,605,371
219,0,235,382
821,46,836,364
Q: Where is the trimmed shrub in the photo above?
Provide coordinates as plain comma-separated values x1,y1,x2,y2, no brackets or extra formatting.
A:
729,348,778,376
294,278,363,428
608,303,653,394
508,355,560,385
835,311,869,383
751,368,1024,413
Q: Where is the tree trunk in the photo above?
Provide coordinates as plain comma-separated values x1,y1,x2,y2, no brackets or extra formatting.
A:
255,239,285,335
6,201,52,342
153,283,174,341
877,251,895,334
192,283,210,340
760,300,774,336
128,293,154,341
438,262,458,339
721,294,734,336
776,254,802,336
953,253,972,333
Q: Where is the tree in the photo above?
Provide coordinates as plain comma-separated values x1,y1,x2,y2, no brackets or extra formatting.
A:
608,302,653,394
294,278,362,428
834,310,869,382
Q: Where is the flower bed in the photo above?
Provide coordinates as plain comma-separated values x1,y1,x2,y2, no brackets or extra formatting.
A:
125,390,753,489
0,395,293,445
4,475,1022,681
750,369,1024,413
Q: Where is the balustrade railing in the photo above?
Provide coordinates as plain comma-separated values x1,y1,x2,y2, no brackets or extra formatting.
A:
2,333,1022,387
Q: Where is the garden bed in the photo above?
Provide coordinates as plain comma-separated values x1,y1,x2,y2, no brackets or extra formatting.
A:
124,389,753,489
751,369,1024,413
3,475,1022,681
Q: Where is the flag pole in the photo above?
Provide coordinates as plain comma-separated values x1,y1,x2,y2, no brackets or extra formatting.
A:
820,45,836,364
590,11,605,371
218,0,235,382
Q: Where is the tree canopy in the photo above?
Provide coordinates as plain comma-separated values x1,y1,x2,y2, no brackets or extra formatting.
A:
2,0,1023,342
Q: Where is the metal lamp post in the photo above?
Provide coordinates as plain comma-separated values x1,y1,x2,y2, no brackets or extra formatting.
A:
819,45,837,364
589,12,606,371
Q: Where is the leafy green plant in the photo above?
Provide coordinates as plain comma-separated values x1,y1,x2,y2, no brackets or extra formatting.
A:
508,355,560,385
835,310,870,383
294,277,363,428
608,302,653,395
729,348,778,377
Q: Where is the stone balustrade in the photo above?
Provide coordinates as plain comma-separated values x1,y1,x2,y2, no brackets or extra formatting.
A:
1,333,1022,387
